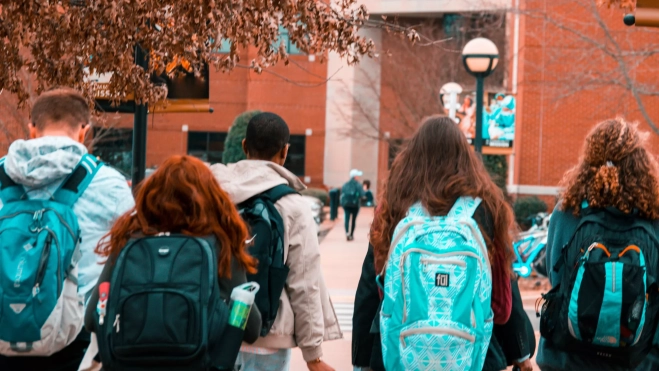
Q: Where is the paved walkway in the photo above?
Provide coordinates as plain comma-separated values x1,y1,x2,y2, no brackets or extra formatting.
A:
289,207,543,371
290,208,373,370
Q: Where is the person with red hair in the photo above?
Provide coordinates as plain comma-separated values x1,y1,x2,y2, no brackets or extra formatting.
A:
84,155,262,365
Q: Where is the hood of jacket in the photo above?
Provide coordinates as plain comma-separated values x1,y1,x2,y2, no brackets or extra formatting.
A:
4,136,87,188
210,160,306,204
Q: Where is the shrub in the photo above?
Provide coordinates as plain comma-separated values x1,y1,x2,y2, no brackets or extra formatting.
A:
301,187,329,205
222,110,262,164
483,155,510,200
514,196,548,229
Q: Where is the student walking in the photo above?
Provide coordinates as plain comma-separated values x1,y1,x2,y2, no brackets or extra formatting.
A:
0,88,134,371
211,112,341,371
85,155,262,370
370,116,516,371
341,169,364,241
537,118,659,371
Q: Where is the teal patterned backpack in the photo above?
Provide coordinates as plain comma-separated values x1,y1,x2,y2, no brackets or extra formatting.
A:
379,197,493,371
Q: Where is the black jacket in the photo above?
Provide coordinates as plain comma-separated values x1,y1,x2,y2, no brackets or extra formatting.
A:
352,243,384,370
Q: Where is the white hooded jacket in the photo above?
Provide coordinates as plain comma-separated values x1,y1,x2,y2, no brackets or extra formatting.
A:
0,136,134,302
210,160,342,362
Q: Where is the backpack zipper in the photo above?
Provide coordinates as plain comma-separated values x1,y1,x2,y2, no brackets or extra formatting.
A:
113,314,120,333
32,234,52,297
0,209,76,240
420,258,466,271
400,326,475,348
400,249,480,323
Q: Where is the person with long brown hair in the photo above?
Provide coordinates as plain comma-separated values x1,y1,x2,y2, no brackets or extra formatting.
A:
371,116,535,370
371,116,515,312
537,118,659,371
84,155,262,366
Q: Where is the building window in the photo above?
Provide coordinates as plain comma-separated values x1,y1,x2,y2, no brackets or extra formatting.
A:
92,128,133,178
215,38,232,53
388,139,405,169
187,131,228,164
214,26,304,55
276,27,303,55
284,135,306,176
443,14,463,39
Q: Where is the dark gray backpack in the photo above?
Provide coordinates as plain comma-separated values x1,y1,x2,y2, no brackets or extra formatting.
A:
96,235,235,371
238,184,297,337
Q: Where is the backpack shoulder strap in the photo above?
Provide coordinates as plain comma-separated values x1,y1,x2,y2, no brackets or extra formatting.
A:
53,154,104,207
447,196,482,220
262,184,298,204
0,157,24,204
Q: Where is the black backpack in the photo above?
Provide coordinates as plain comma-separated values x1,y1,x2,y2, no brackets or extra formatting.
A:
96,234,238,371
239,184,297,337
539,208,659,368
341,180,361,208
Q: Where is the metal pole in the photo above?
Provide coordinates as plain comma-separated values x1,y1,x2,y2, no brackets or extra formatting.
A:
474,75,484,154
132,46,148,189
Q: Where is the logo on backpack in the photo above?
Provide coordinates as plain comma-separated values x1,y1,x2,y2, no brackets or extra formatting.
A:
539,207,659,368
379,197,493,371
0,154,101,356
238,185,297,336
435,273,450,287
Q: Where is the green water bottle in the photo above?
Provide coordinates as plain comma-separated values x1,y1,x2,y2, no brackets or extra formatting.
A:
228,282,260,330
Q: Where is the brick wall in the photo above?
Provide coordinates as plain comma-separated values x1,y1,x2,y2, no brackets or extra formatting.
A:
514,0,659,193
104,48,328,187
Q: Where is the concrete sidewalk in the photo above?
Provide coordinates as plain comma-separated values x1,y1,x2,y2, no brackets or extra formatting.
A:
289,207,374,371
289,207,541,370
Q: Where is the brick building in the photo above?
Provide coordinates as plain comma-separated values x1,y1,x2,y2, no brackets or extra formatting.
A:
510,0,659,207
2,0,658,202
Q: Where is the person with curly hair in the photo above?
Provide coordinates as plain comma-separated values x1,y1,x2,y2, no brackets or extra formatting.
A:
537,118,659,370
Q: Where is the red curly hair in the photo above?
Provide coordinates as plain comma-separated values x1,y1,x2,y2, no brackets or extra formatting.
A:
561,118,659,219
96,155,256,278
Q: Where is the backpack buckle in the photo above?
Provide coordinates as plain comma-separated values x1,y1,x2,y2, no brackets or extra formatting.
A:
29,209,45,233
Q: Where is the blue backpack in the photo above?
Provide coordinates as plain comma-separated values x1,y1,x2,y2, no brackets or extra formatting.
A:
380,197,493,371
539,206,659,368
0,154,101,356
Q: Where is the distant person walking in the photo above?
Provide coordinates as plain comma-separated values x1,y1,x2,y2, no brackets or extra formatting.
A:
341,170,365,241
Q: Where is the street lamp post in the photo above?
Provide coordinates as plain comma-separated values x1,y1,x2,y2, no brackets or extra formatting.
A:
462,38,499,154
132,46,148,189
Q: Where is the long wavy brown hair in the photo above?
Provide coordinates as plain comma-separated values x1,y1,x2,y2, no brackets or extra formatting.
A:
96,155,256,278
371,115,516,275
561,118,659,219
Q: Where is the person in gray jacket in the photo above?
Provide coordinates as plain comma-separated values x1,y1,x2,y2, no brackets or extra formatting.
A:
0,88,134,371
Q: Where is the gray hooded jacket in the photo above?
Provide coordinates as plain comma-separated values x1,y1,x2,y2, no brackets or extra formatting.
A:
0,137,134,302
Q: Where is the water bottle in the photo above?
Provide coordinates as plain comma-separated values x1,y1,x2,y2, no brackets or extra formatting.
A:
228,282,260,330
215,282,260,371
